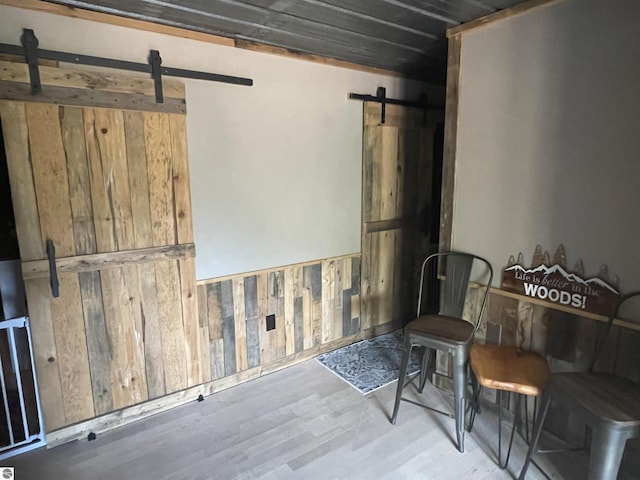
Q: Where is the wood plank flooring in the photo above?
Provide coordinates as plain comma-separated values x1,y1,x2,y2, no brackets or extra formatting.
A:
10,359,593,479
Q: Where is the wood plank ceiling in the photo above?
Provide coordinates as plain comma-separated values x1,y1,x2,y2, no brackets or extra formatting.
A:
44,0,532,84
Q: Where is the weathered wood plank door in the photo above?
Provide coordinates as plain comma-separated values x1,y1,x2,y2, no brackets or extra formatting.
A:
0,61,207,433
361,103,434,331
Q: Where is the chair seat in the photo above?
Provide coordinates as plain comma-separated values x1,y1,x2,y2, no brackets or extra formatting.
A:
470,344,550,396
406,314,474,344
547,372,640,427
468,344,550,469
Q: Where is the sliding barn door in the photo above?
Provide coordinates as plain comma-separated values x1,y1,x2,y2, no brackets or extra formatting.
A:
0,62,206,433
361,103,434,331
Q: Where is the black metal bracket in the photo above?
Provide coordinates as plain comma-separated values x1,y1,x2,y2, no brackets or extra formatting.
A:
21,29,41,94
1,29,253,103
377,86,387,123
149,50,164,103
46,240,59,298
349,87,443,124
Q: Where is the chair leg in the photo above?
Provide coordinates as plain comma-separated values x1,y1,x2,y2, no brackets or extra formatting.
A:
497,392,521,469
518,392,551,480
524,395,530,443
418,347,433,393
391,333,412,425
588,427,628,480
467,369,481,432
452,352,467,453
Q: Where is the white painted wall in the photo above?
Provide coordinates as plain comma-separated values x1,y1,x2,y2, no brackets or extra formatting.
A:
453,0,640,292
0,5,442,280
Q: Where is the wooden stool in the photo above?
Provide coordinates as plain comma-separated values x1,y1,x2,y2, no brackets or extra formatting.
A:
468,344,550,469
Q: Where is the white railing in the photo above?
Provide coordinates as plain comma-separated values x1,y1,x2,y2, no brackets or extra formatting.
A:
0,316,46,459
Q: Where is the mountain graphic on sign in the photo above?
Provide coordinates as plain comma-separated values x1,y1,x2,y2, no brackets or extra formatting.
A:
504,264,619,294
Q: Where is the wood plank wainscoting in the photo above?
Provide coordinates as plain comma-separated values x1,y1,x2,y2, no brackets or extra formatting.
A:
195,254,362,383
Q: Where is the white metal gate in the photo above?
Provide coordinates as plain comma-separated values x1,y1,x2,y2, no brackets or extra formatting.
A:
0,317,46,459
0,260,45,459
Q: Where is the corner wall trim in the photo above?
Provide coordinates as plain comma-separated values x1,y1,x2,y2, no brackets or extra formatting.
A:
438,35,461,253
447,0,566,37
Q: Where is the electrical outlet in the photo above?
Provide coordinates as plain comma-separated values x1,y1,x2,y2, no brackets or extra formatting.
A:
266,314,276,331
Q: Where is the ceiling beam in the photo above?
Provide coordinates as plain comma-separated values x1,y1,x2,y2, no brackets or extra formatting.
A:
0,0,423,80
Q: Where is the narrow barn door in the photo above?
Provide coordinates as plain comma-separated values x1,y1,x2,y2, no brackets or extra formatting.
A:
361,103,434,331
0,61,207,433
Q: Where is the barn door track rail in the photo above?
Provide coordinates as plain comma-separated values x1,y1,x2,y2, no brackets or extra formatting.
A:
0,28,253,103
349,87,442,124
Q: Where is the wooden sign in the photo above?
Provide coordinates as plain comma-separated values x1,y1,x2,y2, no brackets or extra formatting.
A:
502,245,619,316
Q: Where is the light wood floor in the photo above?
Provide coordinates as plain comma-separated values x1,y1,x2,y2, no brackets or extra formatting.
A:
11,359,590,479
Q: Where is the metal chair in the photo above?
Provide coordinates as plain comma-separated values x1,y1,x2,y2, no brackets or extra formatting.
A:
519,291,640,480
468,344,550,469
390,252,493,452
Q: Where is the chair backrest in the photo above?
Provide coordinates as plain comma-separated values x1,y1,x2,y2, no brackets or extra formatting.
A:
417,252,493,332
590,290,640,373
